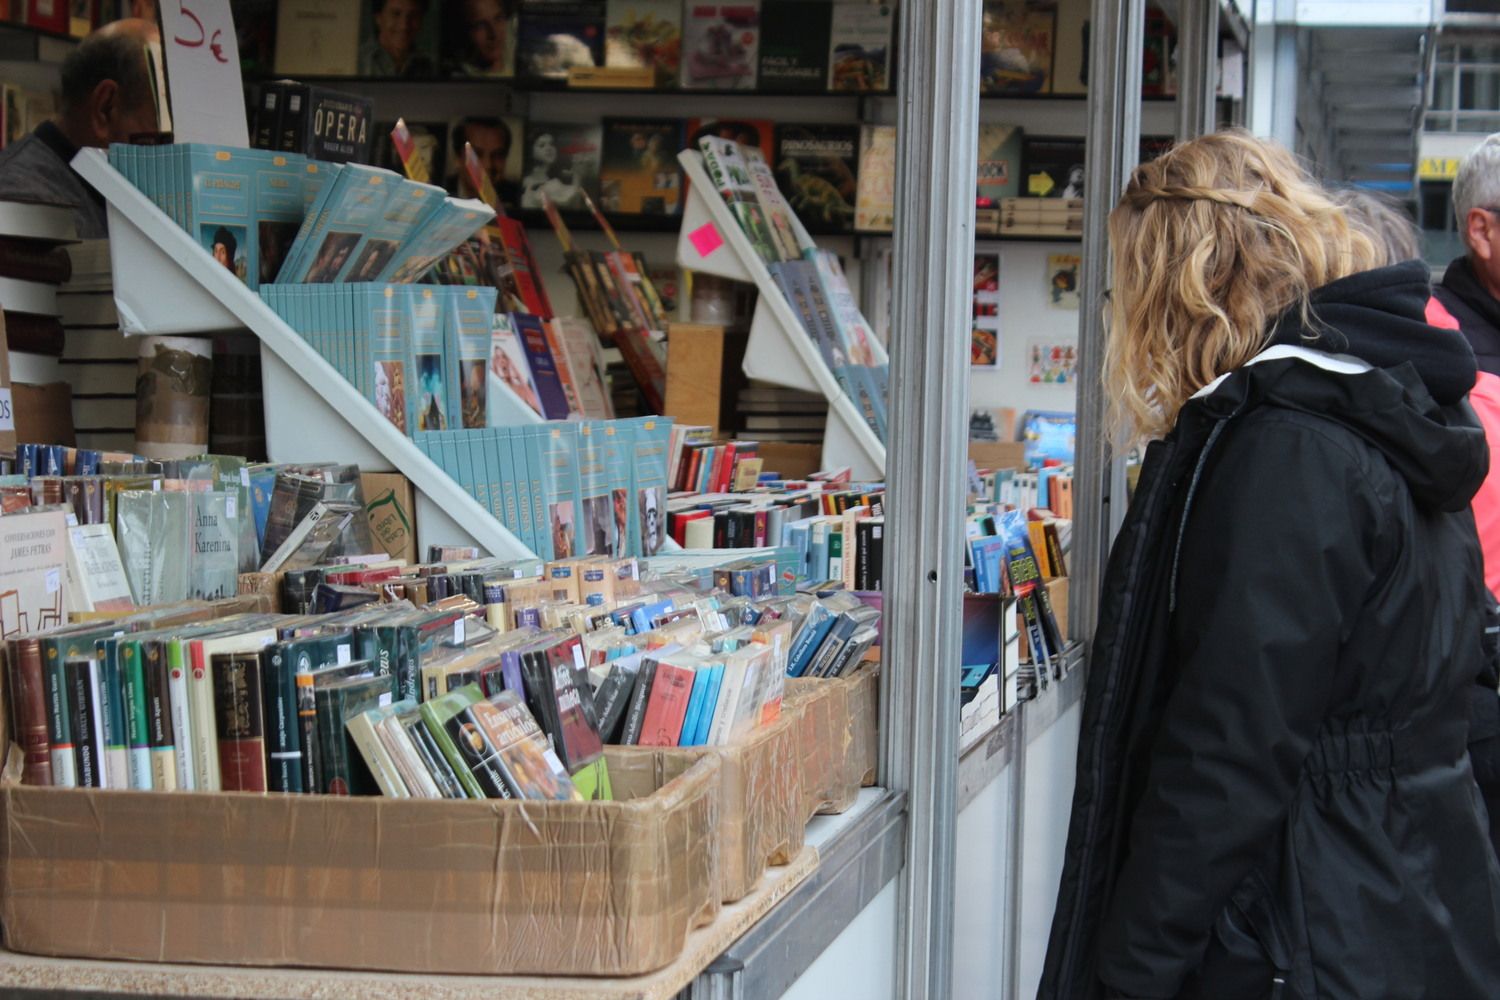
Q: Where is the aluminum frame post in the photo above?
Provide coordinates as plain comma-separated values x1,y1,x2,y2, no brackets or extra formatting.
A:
882,0,982,996
1177,0,1222,138
1073,0,1146,644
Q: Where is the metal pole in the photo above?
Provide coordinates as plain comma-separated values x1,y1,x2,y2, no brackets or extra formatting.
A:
883,0,982,996
1073,0,1146,644
1177,0,1223,138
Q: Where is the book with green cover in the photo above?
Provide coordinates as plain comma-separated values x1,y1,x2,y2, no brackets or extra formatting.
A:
313,671,393,795
419,683,512,800
117,638,155,789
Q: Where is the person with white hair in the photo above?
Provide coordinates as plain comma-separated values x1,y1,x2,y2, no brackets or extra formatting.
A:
1434,132,1500,374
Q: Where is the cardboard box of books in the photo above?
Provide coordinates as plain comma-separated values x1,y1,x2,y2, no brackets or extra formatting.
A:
784,663,879,819
0,746,722,976
614,710,804,904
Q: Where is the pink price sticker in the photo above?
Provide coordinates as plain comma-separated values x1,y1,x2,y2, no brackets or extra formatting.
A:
688,223,725,258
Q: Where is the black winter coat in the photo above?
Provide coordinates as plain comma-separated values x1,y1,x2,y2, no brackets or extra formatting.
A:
1435,255,1500,377
1039,263,1500,1000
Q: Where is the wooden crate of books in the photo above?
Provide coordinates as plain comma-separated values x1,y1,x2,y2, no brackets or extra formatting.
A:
614,712,804,905
784,664,880,820
0,750,721,977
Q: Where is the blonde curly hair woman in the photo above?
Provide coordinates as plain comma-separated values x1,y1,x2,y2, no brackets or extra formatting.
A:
1040,130,1500,1000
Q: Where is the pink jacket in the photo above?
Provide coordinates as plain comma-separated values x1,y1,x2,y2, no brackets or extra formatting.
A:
1430,296,1500,594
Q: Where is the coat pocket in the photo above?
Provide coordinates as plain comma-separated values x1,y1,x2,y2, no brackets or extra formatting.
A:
1180,871,1295,1000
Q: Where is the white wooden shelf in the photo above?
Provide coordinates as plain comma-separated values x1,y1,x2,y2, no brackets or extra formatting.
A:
675,150,887,480
72,147,538,561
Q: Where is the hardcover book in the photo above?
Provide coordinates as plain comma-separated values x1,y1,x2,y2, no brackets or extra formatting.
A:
517,0,607,80
773,123,859,233
827,1,892,92
598,118,683,215
356,0,441,77
314,672,393,795
757,0,829,92
519,120,603,213
979,0,1056,96
681,2,760,90
1022,135,1085,199
211,652,268,793
975,123,1024,208
854,124,895,233
273,0,360,76
604,0,681,85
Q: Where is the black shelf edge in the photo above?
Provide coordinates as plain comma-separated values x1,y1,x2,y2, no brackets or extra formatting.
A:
0,20,81,46
241,74,891,100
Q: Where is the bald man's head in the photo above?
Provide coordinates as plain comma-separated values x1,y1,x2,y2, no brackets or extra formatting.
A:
57,18,160,148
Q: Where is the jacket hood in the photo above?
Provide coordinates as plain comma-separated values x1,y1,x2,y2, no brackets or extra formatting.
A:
1186,262,1488,512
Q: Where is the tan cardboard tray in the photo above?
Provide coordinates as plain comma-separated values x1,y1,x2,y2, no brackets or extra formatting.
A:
784,665,880,820
612,710,804,905
0,750,721,977
0,845,822,1000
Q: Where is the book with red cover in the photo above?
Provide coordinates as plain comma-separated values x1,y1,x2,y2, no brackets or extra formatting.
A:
10,637,52,785
211,652,268,792
542,634,604,770
637,660,695,747
26,0,67,34
494,217,554,317
671,509,712,546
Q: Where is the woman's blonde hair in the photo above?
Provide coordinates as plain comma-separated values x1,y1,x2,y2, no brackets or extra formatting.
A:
1104,129,1381,442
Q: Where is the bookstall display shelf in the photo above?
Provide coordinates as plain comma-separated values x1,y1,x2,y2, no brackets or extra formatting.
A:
71,147,541,561
675,149,886,480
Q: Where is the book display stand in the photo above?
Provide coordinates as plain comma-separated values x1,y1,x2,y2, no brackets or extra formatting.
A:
71,148,542,561
675,150,887,481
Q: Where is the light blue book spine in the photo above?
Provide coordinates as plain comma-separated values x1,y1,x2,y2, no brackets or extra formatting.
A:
188,145,253,286
521,427,552,560
501,428,531,554
280,164,350,282
369,285,408,434
250,150,305,289
678,668,709,748
338,178,444,284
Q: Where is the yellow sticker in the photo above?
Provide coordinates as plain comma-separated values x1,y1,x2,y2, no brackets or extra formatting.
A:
1028,172,1055,196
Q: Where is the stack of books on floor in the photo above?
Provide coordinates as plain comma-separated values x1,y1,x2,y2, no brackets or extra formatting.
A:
55,238,139,453
0,195,73,358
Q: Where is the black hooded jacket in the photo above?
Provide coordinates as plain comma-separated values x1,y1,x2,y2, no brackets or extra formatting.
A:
1039,262,1500,1000
1434,255,1500,377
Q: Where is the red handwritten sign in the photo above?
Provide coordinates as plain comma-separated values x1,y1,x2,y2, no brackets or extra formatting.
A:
159,0,248,146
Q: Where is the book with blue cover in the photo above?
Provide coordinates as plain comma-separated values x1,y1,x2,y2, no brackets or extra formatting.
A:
446,286,497,429
253,150,307,288
621,416,671,558
514,313,572,420
407,287,448,433
599,421,632,559
335,177,445,283
576,422,616,560
382,196,494,284
538,424,583,561
187,145,256,287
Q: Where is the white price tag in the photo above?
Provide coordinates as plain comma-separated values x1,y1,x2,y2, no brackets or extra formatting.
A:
379,692,393,707
158,1,248,147
239,467,249,487
336,644,352,665
453,620,464,645
225,496,237,519
44,568,60,594
0,387,12,432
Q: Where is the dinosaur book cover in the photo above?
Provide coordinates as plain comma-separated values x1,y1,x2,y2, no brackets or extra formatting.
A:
773,122,860,234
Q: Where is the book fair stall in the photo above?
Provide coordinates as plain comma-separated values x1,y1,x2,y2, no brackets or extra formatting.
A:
0,0,1264,997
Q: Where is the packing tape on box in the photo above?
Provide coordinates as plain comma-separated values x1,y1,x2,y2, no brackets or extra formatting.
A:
0,751,720,976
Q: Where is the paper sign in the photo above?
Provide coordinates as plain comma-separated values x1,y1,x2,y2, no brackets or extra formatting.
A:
1028,172,1055,196
158,0,248,147
688,223,726,258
